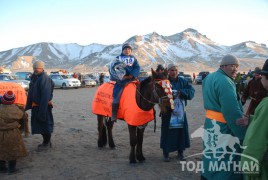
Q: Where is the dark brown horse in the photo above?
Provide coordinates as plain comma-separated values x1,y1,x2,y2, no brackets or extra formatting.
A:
96,68,171,163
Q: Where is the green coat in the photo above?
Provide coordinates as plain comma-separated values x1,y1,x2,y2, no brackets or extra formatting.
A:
241,97,268,180
202,69,247,180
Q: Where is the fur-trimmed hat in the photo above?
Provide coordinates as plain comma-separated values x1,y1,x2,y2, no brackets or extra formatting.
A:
122,43,132,52
2,91,16,105
254,67,261,74
260,59,268,75
220,54,239,66
167,63,177,70
156,64,164,71
33,60,45,69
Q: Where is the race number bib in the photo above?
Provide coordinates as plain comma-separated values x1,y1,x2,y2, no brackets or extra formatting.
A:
118,56,135,66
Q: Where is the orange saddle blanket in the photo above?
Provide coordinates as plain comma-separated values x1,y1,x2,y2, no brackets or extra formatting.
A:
91,82,154,126
0,82,27,106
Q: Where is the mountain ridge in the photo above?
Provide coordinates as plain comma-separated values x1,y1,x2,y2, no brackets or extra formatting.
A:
0,28,267,73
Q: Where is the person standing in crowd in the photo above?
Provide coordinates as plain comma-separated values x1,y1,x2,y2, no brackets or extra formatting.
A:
99,73,104,85
237,59,268,180
193,72,196,83
156,64,165,73
109,43,140,121
25,60,54,151
0,91,27,175
234,72,242,94
201,54,246,180
241,67,268,116
160,63,195,162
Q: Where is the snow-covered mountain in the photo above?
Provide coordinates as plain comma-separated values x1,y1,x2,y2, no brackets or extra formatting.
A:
0,28,267,73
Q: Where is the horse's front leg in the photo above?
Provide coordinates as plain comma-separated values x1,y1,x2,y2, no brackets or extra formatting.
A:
128,125,137,163
105,117,115,149
97,115,107,148
136,127,146,162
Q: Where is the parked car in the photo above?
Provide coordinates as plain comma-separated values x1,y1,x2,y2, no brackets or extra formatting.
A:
0,74,30,90
14,72,32,81
49,74,81,89
80,75,97,87
196,71,210,84
181,74,193,83
138,71,149,82
86,74,99,84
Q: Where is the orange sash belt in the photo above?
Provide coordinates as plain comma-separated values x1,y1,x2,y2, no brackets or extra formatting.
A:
32,101,53,107
206,110,227,124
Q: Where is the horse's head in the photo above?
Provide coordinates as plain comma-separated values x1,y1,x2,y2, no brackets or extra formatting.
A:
150,68,173,113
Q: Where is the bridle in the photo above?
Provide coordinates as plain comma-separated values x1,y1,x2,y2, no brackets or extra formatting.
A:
136,79,170,106
153,80,170,106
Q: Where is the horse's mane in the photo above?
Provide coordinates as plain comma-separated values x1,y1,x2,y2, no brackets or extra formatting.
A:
140,76,152,88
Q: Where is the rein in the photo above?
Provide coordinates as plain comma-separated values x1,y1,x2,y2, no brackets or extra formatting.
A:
136,79,169,106
136,88,156,105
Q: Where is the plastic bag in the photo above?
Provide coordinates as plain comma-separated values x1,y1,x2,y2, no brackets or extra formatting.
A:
169,90,184,129
109,59,126,81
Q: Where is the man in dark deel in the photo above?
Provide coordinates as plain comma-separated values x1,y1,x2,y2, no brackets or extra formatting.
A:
26,60,55,151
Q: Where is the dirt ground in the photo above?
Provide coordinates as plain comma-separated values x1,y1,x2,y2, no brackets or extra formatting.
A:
0,84,248,180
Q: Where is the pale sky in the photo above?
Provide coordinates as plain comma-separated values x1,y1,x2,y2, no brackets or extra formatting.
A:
0,0,267,52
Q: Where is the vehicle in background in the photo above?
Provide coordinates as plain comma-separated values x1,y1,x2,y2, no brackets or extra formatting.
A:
80,75,97,87
49,74,81,89
0,74,30,90
14,72,32,81
196,71,210,84
181,74,193,83
138,71,149,82
86,74,99,84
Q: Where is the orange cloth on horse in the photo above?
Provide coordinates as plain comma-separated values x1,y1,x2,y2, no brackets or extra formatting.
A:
205,109,227,124
0,82,27,106
92,82,154,126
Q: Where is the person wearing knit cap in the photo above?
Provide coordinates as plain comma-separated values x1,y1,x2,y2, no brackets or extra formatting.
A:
0,91,27,174
201,54,246,180
26,60,55,151
33,60,45,69
109,42,140,121
156,64,165,73
1,91,16,105
160,63,195,162
241,66,268,116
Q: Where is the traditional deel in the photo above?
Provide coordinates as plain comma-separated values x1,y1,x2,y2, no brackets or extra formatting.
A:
156,79,174,109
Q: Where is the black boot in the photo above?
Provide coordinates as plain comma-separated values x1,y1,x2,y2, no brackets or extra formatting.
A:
8,160,19,175
37,134,52,151
163,150,170,162
111,104,119,122
177,150,186,161
0,160,7,173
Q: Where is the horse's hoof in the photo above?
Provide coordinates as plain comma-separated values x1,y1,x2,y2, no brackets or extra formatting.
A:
140,158,146,162
97,141,103,148
109,146,116,150
137,156,146,162
109,143,116,149
129,160,137,164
